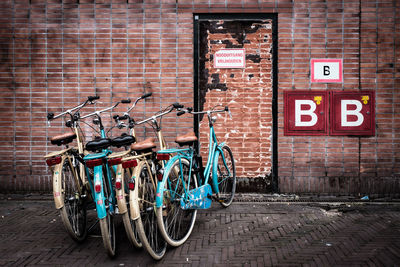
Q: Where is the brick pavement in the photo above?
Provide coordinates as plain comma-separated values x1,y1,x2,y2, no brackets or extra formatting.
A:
0,197,399,266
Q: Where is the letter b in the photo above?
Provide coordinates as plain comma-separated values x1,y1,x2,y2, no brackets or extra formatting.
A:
341,100,364,127
295,100,318,127
323,66,330,76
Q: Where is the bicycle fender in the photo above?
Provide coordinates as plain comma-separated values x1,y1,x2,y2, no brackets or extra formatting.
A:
129,161,144,220
155,154,191,208
115,164,127,214
93,165,107,219
44,147,73,159
212,146,225,194
52,155,67,210
218,142,226,149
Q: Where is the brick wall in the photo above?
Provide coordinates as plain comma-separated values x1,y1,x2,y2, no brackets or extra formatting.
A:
0,0,399,196
277,0,400,195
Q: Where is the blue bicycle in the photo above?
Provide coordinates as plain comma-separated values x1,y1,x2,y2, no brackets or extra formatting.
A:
80,98,131,257
155,105,236,247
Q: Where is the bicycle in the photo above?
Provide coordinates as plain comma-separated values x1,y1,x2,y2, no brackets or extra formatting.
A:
80,98,131,257
44,95,99,242
120,102,183,260
106,92,152,249
155,105,236,247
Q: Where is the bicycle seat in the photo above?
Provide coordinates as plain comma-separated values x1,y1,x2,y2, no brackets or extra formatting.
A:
175,132,197,146
131,137,156,152
85,137,111,152
50,131,77,146
111,134,135,148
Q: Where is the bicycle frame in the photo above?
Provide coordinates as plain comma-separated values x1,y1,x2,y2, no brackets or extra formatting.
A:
155,114,231,208
83,125,116,219
81,101,129,220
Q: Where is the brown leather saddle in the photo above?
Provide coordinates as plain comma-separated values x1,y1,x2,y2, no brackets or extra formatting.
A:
175,132,197,146
50,131,76,146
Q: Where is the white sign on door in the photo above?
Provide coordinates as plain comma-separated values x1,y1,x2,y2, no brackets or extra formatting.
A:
214,49,245,68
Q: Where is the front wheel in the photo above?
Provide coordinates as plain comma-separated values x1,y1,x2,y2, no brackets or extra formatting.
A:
59,159,87,242
214,145,236,207
156,157,198,247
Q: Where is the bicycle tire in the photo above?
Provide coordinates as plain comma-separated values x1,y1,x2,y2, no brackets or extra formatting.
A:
156,157,198,247
58,158,87,242
99,167,116,258
122,212,141,249
121,167,141,249
214,145,236,207
135,161,166,260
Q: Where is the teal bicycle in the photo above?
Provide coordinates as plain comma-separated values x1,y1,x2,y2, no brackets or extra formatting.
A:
80,98,131,257
155,105,236,247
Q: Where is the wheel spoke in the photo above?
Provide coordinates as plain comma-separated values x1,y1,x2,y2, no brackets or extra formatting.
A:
157,158,197,247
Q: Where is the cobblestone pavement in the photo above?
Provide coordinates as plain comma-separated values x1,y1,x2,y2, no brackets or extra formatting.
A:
0,196,399,266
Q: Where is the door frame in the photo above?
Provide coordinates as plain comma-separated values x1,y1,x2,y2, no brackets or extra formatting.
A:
193,13,279,192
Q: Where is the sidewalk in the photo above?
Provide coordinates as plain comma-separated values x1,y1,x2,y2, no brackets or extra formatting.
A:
0,195,399,266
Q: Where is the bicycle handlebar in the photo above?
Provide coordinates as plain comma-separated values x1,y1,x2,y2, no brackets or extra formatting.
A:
135,102,184,126
80,99,130,119
88,95,100,102
47,95,100,121
126,92,152,114
177,106,232,119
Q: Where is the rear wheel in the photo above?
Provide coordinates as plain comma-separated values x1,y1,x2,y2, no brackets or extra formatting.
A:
215,145,236,207
135,161,166,260
156,158,198,247
122,168,142,249
59,159,87,242
99,169,116,258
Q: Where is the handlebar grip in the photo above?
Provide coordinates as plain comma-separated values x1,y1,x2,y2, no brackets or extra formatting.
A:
173,102,184,109
225,106,229,112
177,111,186,116
121,99,131,104
142,92,152,99
113,115,119,120
47,112,54,120
88,95,100,102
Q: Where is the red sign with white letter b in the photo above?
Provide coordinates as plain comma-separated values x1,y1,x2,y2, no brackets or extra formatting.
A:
284,91,329,136
284,90,375,136
330,91,375,136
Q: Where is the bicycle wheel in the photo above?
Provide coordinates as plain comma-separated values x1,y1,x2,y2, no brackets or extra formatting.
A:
99,167,116,258
135,161,166,260
59,158,87,242
156,157,198,247
121,168,142,249
214,145,236,207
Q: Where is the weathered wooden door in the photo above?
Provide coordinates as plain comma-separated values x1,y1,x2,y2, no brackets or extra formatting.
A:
194,14,278,192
